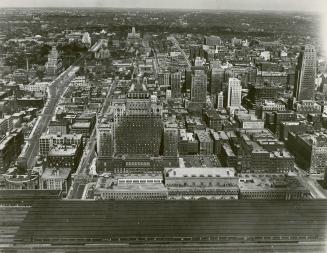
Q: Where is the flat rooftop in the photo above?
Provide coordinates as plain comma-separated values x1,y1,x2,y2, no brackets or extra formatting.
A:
181,155,221,167
48,146,78,156
239,174,307,191
41,168,71,180
40,133,82,139
195,130,212,143
72,121,91,128
97,182,168,193
165,167,236,178
12,200,327,246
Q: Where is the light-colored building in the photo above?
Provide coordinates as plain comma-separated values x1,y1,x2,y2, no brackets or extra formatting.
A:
94,174,167,200
217,92,224,109
82,32,91,46
257,100,286,120
40,167,71,191
39,133,83,156
295,100,321,115
164,167,239,200
294,44,317,101
45,46,63,77
227,77,242,108
126,27,141,46
22,82,49,94
70,76,88,87
239,174,311,200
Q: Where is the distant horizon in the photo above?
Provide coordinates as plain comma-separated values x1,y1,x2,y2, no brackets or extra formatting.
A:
0,0,325,14
0,6,322,16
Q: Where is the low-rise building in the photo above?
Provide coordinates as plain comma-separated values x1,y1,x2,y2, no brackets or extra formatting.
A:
287,132,327,174
39,133,83,157
71,121,92,139
178,129,199,155
47,145,82,171
22,82,49,94
295,100,322,115
94,174,167,200
256,100,286,120
195,130,213,155
239,174,311,200
164,167,239,200
40,167,71,192
0,129,24,173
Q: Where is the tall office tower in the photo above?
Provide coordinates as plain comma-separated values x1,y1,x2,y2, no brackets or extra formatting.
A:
163,122,179,156
45,46,63,77
194,57,204,67
171,71,182,98
115,77,163,156
210,60,221,69
82,32,91,46
217,91,224,109
227,78,242,107
191,70,207,104
158,71,170,87
126,26,141,46
204,35,222,47
185,69,192,90
294,44,317,101
210,67,225,94
97,119,114,159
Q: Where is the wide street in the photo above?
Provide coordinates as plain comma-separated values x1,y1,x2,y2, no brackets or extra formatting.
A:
67,79,117,199
20,66,79,170
294,164,327,199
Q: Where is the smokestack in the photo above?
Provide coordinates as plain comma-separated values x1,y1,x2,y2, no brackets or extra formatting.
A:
26,57,29,72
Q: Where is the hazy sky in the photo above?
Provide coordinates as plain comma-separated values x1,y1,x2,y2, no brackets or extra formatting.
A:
0,0,326,13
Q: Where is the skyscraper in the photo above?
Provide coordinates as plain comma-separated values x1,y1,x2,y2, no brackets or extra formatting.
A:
158,71,170,87
170,71,182,98
82,32,91,46
97,119,114,159
191,70,207,104
294,44,317,101
217,91,224,109
227,78,242,108
163,121,179,156
45,46,63,77
115,77,163,156
194,57,205,67
204,35,222,47
127,27,141,46
210,67,224,94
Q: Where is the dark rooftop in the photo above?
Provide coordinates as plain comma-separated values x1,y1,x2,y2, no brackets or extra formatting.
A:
12,200,327,246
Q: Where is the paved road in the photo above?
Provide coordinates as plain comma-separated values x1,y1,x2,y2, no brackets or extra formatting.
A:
3,242,327,252
67,80,117,199
19,66,79,170
71,184,85,199
167,36,192,70
294,164,327,199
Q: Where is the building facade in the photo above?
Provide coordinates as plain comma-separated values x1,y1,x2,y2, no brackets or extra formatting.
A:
164,167,239,200
191,70,207,104
227,78,242,108
294,44,317,101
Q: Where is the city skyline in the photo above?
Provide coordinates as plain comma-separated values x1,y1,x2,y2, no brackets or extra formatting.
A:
1,5,327,252
0,0,326,13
